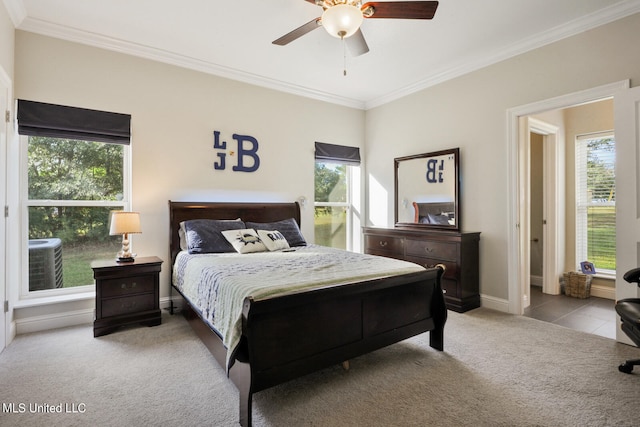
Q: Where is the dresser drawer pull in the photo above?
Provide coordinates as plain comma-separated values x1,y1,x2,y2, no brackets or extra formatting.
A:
121,282,137,290
379,241,388,247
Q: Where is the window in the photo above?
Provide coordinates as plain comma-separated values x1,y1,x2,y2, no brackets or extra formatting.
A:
17,100,131,296
575,132,615,275
314,142,361,251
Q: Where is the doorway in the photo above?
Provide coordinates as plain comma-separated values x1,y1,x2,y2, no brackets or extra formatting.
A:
506,80,629,316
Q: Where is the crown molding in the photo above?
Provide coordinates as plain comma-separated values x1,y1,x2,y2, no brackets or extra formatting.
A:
3,0,26,26
16,16,366,110
10,0,640,111
365,0,640,109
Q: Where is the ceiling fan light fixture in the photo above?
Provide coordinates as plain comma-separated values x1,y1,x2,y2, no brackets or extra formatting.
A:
322,4,364,39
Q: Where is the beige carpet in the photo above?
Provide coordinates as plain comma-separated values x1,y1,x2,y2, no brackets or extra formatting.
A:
0,307,638,426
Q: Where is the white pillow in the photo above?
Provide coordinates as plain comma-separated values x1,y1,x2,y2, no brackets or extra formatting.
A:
257,229,290,251
221,228,268,254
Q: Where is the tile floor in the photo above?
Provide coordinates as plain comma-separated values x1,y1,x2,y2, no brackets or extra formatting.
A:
523,285,617,339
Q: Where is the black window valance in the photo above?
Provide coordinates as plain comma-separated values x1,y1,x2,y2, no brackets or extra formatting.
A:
314,142,361,165
17,99,131,144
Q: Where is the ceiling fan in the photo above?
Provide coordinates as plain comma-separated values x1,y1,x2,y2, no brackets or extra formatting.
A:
272,1,439,57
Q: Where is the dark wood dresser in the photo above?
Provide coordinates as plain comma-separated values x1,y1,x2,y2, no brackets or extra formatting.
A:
363,227,480,312
92,256,163,337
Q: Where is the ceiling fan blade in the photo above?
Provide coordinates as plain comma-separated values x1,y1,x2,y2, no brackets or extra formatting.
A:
362,1,439,19
272,18,322,46
346,29,369,57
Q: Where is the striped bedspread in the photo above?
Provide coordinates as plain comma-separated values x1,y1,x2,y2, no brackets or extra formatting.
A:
172,244,425,369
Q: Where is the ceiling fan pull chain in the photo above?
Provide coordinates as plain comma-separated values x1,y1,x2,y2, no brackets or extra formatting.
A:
342,34,347,76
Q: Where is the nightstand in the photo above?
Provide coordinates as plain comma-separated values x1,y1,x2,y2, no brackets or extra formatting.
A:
92,256,163,337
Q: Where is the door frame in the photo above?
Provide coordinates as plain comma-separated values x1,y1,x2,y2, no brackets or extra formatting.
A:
506,80,629,315
0,66,10,353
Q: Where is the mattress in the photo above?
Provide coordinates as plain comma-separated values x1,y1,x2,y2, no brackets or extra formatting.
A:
172,244,425,369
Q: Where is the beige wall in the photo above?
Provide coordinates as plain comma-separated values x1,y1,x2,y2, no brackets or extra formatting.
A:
14,31,365,305
8,9,640,325
365,12,640,302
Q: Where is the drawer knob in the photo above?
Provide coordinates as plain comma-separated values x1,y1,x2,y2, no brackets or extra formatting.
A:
379,241,388,247
121,301,137,310
424,247,433,253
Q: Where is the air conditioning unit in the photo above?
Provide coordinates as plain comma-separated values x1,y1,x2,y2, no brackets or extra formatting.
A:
28,238,63,291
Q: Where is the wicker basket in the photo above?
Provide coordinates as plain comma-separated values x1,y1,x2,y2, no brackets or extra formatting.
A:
563,271,592,299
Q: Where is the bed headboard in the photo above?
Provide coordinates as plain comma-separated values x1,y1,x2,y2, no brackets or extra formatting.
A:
168,201,301,267
412,202,455,224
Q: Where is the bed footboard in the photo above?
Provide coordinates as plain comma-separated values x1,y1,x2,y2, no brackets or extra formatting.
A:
234,267,446,426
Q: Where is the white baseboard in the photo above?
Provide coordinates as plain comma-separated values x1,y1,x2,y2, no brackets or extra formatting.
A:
13,296,184,335
590,284,616,300
530,275,543,287
15,308,94,335
480,294,510,313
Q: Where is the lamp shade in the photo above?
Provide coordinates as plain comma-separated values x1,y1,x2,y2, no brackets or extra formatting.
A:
109,211,141,235
322,4,363,39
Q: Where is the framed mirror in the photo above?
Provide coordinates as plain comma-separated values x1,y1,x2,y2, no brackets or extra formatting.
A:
395,148,460,230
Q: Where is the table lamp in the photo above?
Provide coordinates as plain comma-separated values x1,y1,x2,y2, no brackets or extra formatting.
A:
109,211,141,262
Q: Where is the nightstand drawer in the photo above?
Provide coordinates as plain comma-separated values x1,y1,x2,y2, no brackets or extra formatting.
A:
365,235,403,254
405,239,457,260
101,294,156,318
100,275,155,298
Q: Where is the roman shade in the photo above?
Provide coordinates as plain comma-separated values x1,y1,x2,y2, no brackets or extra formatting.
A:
315,142,360,165
17,99,131,144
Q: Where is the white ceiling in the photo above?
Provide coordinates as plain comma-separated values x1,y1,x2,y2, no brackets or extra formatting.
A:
4,0,640,109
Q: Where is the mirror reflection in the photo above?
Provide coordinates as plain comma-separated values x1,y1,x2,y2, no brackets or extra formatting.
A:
395,148,460,230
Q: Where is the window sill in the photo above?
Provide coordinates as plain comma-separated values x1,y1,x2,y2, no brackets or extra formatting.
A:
593,271,615,281
13,291,95,309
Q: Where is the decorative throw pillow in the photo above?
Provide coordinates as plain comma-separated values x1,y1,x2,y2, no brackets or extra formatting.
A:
182,219,246,253
221,229,268,254
245,218,307,247
257,230,290,251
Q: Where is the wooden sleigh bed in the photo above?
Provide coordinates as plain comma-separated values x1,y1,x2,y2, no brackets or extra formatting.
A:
169,201,447,426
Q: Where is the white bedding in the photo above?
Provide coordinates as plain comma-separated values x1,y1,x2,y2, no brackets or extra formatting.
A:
172,244,425,369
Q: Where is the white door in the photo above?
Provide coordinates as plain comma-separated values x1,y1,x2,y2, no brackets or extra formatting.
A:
0,70,8,354
614,85,640,343
528,118,563,296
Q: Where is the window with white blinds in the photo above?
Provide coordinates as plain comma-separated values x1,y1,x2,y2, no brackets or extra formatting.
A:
575,132,616,274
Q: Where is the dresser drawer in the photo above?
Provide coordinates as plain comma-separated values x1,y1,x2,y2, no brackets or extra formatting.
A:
367,249,405,260
365,235,404,254
100,275,156,298
101,294,156,318
405,239,457,260
405,257,457,280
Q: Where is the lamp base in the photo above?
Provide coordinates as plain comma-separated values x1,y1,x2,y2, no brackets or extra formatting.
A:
116,256,136,263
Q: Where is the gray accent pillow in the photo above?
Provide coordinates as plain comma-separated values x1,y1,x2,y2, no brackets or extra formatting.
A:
183,219,246,253
427,213,450,225
245,218,306,247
